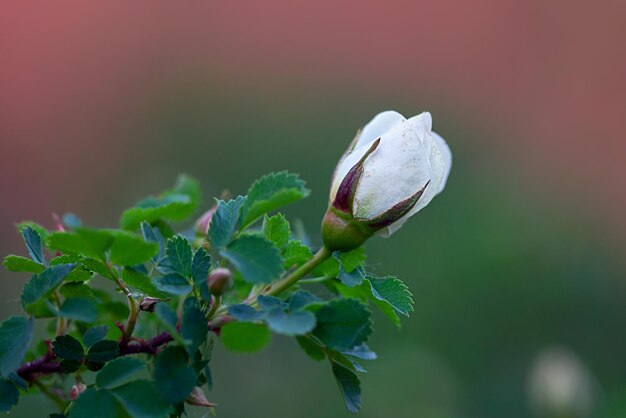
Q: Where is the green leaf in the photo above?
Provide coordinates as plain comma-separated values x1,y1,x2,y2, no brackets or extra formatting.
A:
83,258,115,280
296,336,326,361
221,235,283,284
0,379,19,412
83,325,109,348
289,290,322,311
60,359,82,373
153,346,197,404
241,172,310,227
109,231,159,266
71,388,124,418
21,264,76,313
52,335,84,361
262,214,290,249
59,281,95,300
312,299,372,351
21,226,45,266
331,361,362,413
339,247,366,273
0,317,33,377
154,303,185,345
96,357,146,389
220,322,271,353
140,221,165,261
208,196,246,249
257,295,287,310
182,298,208,357
110,380,170,418
154,273,192,296
368,276,414,317
166,235,192,277
57,298,98,323
283,240,313,269
122,268,168,298
120,174,201,230
87,340,119,363
265,308,316,336
191,248,211,300
46,229,114,261
2,255,44,273
227,304,265,322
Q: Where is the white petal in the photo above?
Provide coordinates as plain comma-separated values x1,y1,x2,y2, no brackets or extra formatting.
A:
352,120,432,220
407,111,432,145
354,110,406,149
431,131,452,192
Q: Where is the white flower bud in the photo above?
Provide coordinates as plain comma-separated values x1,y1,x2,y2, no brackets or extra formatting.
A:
324,110,451,249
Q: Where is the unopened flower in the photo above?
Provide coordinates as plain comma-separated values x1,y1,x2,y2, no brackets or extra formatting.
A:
69,383,87,400
207,268,233,296
139,297,161,312
322,110,451,251
195,206,217,235
185,386,217,408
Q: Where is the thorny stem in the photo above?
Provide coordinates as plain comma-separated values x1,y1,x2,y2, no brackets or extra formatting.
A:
52,291,66,336
109,264,138,340
265,246,332,296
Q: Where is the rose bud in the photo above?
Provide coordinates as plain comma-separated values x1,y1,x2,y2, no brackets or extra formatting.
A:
195,206,217,236
185,386,217,408
322,111,451,251
139,297,161,312
69,383,87,400
207,268,233,296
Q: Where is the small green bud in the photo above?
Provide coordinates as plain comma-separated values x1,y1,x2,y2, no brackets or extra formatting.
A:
207,268,233,296
321,207,372,252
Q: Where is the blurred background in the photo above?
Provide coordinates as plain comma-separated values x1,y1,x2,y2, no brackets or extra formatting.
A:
1,1,625,417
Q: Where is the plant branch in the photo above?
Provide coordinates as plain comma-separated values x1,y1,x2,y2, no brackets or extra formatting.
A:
265,246,332,296
18,332,174,383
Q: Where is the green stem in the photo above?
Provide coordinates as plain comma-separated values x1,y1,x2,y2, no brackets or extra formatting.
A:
298,276,333,285
34,381,67,411
265,246,332,296
206,295,221,321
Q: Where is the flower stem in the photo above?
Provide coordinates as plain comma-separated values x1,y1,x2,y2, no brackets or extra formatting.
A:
206,295,221,320
265,246,332,297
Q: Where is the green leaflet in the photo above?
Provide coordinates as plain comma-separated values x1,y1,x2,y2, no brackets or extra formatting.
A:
120,174,200,230
221,235,283,284
0,317,33,377
240,172,310,228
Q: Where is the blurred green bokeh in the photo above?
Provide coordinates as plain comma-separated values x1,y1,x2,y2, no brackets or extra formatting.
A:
5,83,625,418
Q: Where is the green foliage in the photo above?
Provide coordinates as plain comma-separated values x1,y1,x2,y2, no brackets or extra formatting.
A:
263,213,291,249
96,357,146,389
312,299,372,351
208,196,246,249
241,172,310,228
21,264,76,314
21,226,46,266
0,379,19,412
1,172,415,415
221,235,283,284
166,236,193,277
2,255,44,273
0,316,33,377
52,335,84,361
120,174,200,230
153,347,197,404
